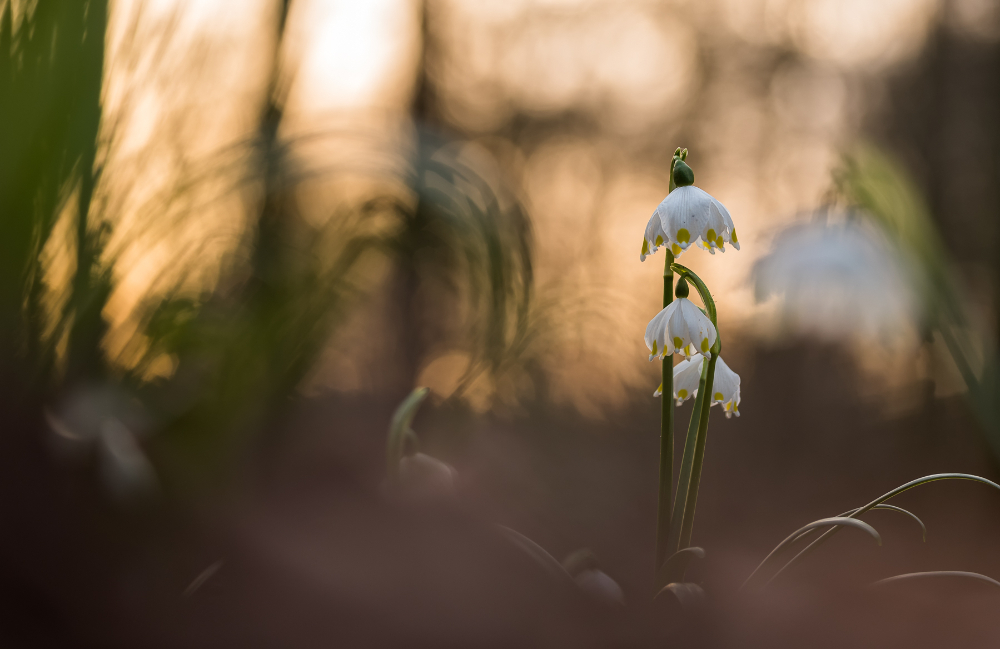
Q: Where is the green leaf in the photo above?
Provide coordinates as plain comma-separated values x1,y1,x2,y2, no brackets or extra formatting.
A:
742,517,881,590
752,473,1000,590
791,504,927,545
385,387,430,483
870,571,1000,591
496,525,573,585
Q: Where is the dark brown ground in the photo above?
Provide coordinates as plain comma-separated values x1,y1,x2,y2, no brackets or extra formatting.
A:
1,339,999,648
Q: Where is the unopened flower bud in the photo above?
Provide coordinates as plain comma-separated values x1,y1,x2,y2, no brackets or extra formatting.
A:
675,277,690,299
672,159,694,187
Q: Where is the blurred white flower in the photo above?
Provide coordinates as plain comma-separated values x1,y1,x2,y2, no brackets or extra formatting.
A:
641,186,739,261
710,355,741,418
654,354,706,404
398,452,458,501
44,382,159,505
645,298,717,360
752,219,918,341
98,418,158,503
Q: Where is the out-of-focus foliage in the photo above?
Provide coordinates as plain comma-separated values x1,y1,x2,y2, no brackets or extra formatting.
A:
0,0,108,380
0,0,534,493
836,145,1000,460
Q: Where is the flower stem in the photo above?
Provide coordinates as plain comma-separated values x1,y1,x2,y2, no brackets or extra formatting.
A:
665,263,721,558
666,358,708,554
655,250,675,572
678,351,717,550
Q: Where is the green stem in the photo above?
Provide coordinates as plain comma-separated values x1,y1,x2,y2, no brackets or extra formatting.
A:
670,263,717,323
666,357,708,554
663,262,721,558
655,250,675,571
679,351,717,550
652,150,689,576
937,319,981,396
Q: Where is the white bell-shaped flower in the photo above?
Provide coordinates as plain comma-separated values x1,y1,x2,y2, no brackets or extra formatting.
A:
710,355,741,418
654,354,707,404
645,298,717,360
641,186,739,261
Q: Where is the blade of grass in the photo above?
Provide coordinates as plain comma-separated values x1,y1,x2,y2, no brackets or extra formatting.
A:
870,571,1000,590
757,473,1000,590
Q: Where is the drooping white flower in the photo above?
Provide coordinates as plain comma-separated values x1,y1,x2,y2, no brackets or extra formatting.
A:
654,354,707,403
752,219,918,341
654,353,740,416
710,355,741,418
645,298,717,360
641,186,740,261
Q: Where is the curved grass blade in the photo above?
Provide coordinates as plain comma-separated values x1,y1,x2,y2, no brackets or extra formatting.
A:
655,547,706,591
386,387,430,484
761,473,1000,589
870,571,1000,591
497,525,574,585
859,504,927,542
741,517,881,590
791,504,927,545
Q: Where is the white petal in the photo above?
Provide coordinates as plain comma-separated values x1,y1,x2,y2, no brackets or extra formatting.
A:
709,355,741,415
658,186,712,250
672,354,705,403
701,200,728,251
676,299,717,355
641,211,668,261
644,306,670,360
646,185,738,257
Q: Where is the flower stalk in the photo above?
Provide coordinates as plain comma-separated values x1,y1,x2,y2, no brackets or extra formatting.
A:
644,148,739,588
653,152,681,571
665,264,720,558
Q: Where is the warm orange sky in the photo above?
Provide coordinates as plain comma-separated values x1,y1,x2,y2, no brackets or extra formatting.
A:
87,0,982,409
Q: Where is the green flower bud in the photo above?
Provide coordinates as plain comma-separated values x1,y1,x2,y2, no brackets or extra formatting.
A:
675,277,690,298
672,159,694,187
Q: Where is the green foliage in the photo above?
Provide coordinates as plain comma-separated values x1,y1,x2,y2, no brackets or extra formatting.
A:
744,473,1000,591
0,1,535,492
0,0,108,379
837,145,1000,461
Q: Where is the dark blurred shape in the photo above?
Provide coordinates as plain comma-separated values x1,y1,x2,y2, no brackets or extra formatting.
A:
563,548,626,606
0,0,108,379
397,451,459,501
